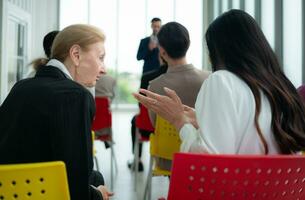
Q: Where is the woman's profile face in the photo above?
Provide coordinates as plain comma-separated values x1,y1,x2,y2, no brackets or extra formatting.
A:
76,41,106,87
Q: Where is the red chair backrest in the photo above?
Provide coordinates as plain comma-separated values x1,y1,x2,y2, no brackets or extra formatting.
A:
135,104,154,132
92,97,112,131
168,153,305,200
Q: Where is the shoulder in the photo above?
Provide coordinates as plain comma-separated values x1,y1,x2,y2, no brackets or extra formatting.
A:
148,74,167,92
199,69,211,78
191,67,211,79
33,76,93,104
207,70,242,84
149,73,166,86
203,70,250,96
141,37,150,43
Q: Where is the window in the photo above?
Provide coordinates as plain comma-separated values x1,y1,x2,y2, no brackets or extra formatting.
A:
214,0,220,19
283,0,302,87
261,0,275,49
59,0,88,28
245,0,255,17
175,0,203,69
232,0,240,9
222,0,229,13
7,19,27,91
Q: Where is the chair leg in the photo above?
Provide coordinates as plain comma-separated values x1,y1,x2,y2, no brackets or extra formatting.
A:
94,155,100,171
109,140,118,190
134,129,140,191
144,155,153,200
110,145,114,190
111,144,119,174
147,156,153,200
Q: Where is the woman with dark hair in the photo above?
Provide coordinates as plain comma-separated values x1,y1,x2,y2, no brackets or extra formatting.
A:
134,9,305,155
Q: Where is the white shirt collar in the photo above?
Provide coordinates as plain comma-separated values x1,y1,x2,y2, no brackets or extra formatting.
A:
46,59,73,80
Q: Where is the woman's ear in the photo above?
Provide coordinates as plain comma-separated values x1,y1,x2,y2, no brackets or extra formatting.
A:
69,44,81,66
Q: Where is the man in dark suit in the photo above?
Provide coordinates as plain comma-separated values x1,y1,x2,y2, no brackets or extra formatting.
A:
137,18,162,74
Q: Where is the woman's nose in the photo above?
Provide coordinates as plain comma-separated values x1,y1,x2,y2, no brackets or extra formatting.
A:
100,66,106,75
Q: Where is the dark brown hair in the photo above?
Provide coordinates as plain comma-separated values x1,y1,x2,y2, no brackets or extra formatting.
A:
206,9,305,154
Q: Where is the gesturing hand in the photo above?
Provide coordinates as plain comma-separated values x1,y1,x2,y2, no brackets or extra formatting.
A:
133,87,193,131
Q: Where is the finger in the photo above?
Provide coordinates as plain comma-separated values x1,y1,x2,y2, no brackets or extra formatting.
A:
107,191,114,196
139,89,164,101
133,93,151,108
164,87,182,105
133,93,160,111
183,105,194,111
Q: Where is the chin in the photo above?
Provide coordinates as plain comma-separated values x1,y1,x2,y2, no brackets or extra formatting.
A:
90,81,97,87
84,82,95,87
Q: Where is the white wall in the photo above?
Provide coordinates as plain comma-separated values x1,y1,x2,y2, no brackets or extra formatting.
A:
0,0,59,103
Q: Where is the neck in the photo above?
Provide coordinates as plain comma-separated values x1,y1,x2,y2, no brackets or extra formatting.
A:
167,57,187,68
63,59,76,80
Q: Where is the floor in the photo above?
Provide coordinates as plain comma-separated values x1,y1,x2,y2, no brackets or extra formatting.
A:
93,110,169,200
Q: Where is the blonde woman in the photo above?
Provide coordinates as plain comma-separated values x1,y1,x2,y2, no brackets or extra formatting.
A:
0,24,113,200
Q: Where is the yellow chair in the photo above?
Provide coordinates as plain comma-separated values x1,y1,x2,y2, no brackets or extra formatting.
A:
92,131,99,169
0,161,70,200
143,115,181,200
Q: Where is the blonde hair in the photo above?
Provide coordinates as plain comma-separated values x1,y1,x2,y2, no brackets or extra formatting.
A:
51,24,105,62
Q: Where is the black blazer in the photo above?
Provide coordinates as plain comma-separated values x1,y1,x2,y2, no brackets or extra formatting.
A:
136,37,160,73
0,66,102,200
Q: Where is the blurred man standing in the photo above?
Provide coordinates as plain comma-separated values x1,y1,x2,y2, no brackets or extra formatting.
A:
137,18,162,74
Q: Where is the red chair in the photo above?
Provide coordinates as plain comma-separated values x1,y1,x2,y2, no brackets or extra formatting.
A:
168,153,305,200
135,104,155,132
92,97,117,190
92,97,112,132
134,104,155,190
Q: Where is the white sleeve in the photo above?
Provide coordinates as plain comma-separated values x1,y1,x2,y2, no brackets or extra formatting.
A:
179,72,240,154
179,124,209,153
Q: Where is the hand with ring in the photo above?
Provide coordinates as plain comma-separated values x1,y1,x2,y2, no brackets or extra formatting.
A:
133,87,197,131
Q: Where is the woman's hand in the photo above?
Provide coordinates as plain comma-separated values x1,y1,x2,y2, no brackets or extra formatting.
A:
97,185,114,200
133,87,191,131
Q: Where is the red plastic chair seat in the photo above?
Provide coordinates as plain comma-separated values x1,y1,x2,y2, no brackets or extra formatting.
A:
168,153,305,200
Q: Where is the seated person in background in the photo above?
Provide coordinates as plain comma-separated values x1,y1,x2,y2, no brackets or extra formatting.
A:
0,24,113,200
94,74,116,148
147,22,210,171
27,30,59,77
128,58,168,172
134,10,305,157
298,85,305,101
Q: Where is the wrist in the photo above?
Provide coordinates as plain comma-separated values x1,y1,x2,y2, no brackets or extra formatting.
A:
173,115,188,131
